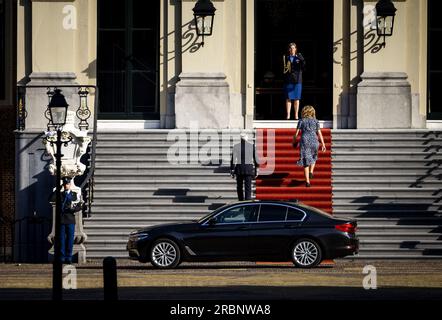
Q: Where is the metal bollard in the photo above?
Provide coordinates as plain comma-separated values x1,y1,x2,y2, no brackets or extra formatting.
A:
103,256,118,300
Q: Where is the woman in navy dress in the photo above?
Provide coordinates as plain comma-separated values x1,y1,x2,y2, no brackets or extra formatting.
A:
283,42,306,120
293,106,326,187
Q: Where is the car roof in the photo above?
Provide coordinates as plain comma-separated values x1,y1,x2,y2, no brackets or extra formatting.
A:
224,199,300,207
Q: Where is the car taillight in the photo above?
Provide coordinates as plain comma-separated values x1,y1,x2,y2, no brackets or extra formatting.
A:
335,223,357,234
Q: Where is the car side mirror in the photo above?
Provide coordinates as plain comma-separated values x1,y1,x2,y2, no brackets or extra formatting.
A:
208,218,217,226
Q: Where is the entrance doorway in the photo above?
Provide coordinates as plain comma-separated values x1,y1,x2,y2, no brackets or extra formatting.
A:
254,0,333,121
97,0,159,119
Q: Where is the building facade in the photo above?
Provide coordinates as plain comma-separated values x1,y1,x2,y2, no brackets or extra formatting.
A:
1,0,441,261
11,0,442,130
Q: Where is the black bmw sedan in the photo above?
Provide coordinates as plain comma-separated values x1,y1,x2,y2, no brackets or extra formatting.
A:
126,200,359,269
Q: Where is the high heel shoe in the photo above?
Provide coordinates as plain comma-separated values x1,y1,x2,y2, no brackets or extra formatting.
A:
305,182,311,187
309,172,313,179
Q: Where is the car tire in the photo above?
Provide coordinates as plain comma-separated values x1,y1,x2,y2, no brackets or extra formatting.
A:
150,238,181,269
291,238,322,268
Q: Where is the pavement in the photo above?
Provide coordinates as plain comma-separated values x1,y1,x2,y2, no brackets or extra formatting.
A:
0,259,442,300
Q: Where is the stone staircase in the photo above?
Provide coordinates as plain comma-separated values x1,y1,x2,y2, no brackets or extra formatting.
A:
84,130,253,258
332,130,442,258
84,128,442,260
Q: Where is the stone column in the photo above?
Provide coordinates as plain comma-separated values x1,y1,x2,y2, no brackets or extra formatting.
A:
357,72,413,129
175,72,230,129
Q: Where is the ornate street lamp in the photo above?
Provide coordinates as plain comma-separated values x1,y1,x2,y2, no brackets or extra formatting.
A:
376,0,397,46
192,0,216,47
46,88,70,301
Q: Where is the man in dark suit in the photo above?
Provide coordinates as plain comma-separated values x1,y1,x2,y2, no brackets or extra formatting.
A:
230,133,260,201
59,178,79,264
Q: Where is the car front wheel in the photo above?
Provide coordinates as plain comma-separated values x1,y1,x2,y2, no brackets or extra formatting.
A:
292,238,322,268
150,239,181,269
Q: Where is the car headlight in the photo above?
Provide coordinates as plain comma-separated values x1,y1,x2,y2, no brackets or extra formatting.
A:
129,232,149,241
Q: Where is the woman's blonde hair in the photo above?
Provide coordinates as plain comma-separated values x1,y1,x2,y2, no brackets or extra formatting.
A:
301,105,316,119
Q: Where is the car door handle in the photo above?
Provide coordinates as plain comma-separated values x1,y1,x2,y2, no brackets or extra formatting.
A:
237,225,249,230
285,225,298,229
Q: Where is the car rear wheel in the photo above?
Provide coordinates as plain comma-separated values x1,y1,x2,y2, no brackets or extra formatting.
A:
292,239,322,268
150,239,181,269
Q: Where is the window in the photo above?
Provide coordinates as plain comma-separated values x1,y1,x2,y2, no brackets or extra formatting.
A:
0,0,5,100
97,0,159,118
258,204,288,222
214,205,259,224
286,207,305,221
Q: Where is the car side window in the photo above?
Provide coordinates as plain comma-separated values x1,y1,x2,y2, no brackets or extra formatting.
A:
286,207,305,221
258,204,287,222
214,205,259,224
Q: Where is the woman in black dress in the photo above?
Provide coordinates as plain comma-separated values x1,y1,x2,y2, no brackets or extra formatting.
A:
293,106,326,187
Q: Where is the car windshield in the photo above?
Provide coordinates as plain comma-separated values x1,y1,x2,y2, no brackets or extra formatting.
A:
197,203,232,223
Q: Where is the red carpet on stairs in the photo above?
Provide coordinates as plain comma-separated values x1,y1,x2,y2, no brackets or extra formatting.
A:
255,128,333,214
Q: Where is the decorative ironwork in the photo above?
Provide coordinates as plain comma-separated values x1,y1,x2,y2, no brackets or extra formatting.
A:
16,88,28,131
76,87,91,131
16,84,98,219
43,131,73,148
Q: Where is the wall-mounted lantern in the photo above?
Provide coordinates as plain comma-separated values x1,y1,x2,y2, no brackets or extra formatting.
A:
376,0,397,46
192,0,216,47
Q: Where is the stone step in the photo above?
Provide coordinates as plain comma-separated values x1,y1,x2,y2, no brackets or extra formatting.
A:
92,188,242,198
332,140,442,147
97,141,259,147
96,144,237,156
91,202,226,210
332,154,442,161
97,130,254,138
331,187,440,195
332,147,441,154
332,205,442,213
94,165,232,173
85,219,201,227
94,172,235,181
337,217,442,225
333,213,442,221
89,207,211,214
332,180,441,187
357,230,441,238
95,154,233,162
360,240,442,249
93,194,237,202
332,160,441,165
332,196,440,205
356,225,442,231
355,247,442,256
333,195,440,201
332,173,441,180
331,165,441,174
330,130,441,136
333,209,441,215
93,179,239,188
